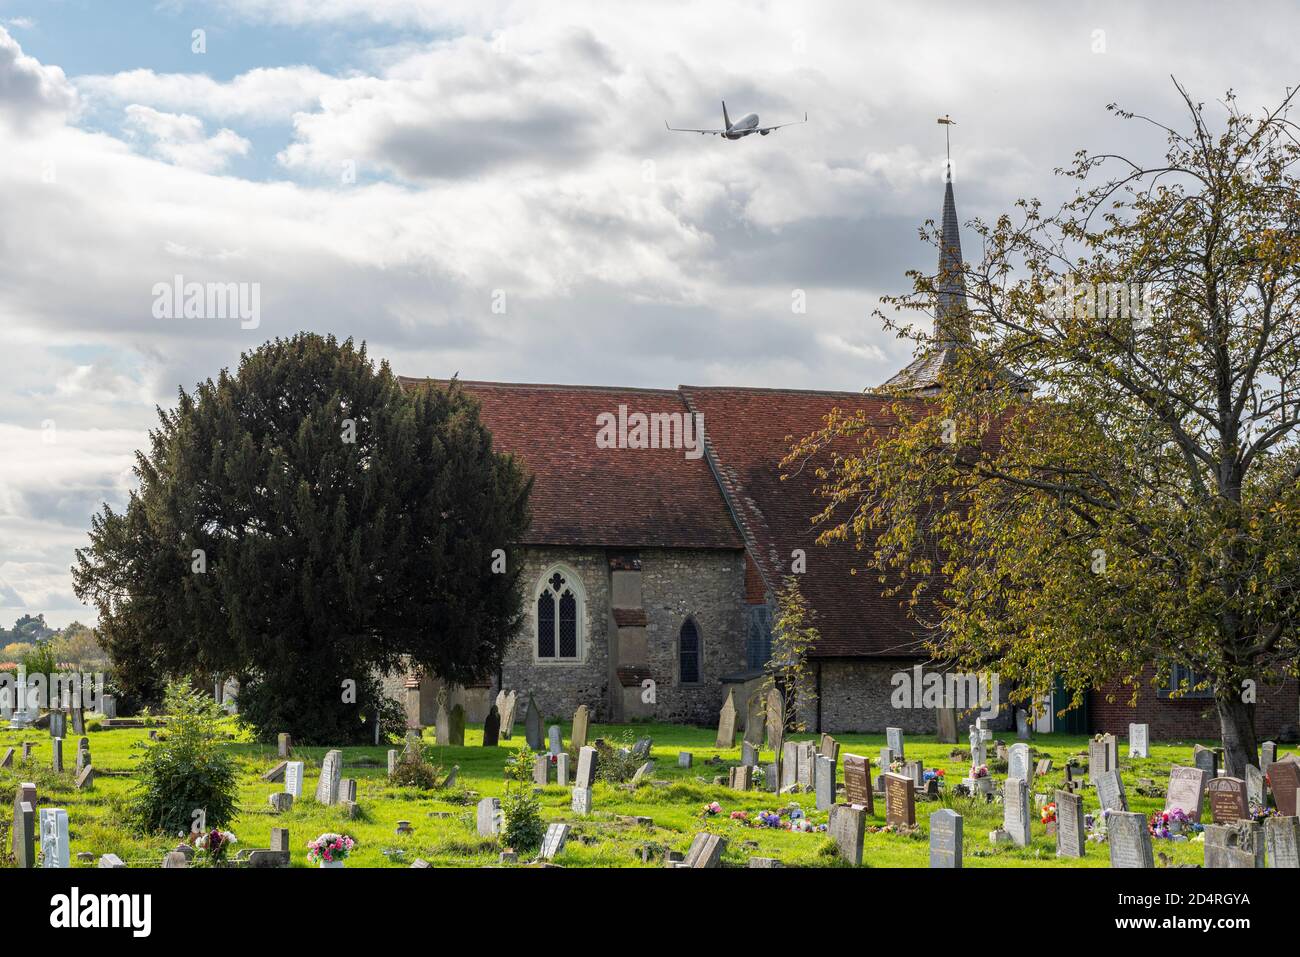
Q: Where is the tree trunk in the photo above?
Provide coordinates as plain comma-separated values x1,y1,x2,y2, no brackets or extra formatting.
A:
1215,692,1258,778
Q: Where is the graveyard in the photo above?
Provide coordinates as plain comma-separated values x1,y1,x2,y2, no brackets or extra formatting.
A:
4,707,1295,868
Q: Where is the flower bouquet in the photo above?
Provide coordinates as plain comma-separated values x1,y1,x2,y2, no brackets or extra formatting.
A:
307,832,356,868
192,828,237,866
701,801,722,817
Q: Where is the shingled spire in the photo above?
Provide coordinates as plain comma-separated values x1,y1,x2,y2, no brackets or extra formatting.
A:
879,163,969,394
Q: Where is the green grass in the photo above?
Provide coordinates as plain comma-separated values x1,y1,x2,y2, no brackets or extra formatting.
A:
0,723,1262,868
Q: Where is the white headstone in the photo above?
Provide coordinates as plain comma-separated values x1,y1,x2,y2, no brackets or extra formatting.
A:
285,761,305,799
39,807,70,868
1128,723,1150,758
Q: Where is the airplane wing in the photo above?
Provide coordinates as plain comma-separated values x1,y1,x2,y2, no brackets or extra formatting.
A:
664,121,727,134
752,112,809,134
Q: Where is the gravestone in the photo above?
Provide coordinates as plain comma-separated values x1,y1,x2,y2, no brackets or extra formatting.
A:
1261,741,1278,770
75,739,91,774
575,746,598,789
338,778,357,803
741,742,759,766
533,753,550,786
278,733,292,757
1003,777,1031,847
1108,810,1155,868
1268,760,1300,816
0,748,11,768
886,727,905,760
315,750,342,805
49,710,66,739
1246,764,1265,808
70,708,85,735
262,761,288,782
571,786,593,815
539,823,570,860
882,772,916,827
285,760,305,799
1096,769,1128,812
268,792,293,812
728,765,753,791
828,803,866,866
678,752,692,768
1015,708,1031,740
929,808,962,868
683,832,726,868
100,696,117,719
1102,732,1119,770
1166,765,1208,821
765,688,784,752
1087,738,1110,783
448,704,465,746
1207,776,1248,824
75,766,94,790
435,703,450,746
1204,821,1264,868
743,693,764,748
1264,815,1299,868
797,742,816,789
1055,788,1086,858
556,752,570,786
936,707,958,745
162,851,188,868
13,799,35,868
780,742,799,791
500,690,517,740
524,695,544,750
548,725,562,756
842,754,874,814
52,737,62,773
387,749,398,777
819,733,840,762
21,742,31,762
1034,758,1053,778
39,807,70,868
763,762,779,793
98,854,125,868
1128,723,1150,759
715,688,737,748
476,797,502,837
1007,743,1031,784
631,761,654,785
571,704,589,750
815,754,835,811
1193,744,1219,778
483,706,500,747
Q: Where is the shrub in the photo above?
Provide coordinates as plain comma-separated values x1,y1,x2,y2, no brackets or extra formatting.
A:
128,679,238,835
501,744,543,853
390,758,441,790
595,729,640,783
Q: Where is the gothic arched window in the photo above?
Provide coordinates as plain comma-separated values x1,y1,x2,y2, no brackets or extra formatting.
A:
535,567,583,661
679,617,701,684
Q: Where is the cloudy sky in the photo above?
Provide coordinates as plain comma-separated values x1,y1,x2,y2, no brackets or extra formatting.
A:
1,0,1295,626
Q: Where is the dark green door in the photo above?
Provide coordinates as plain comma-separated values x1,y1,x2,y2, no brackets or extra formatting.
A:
1052,678,1089,734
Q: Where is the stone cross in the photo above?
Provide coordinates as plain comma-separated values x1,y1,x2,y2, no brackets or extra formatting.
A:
929,808,962,868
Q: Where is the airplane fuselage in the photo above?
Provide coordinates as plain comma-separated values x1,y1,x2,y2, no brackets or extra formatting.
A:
724,113,760,138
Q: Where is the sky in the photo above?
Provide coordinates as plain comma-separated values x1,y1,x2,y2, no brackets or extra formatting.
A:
0,0,1296,627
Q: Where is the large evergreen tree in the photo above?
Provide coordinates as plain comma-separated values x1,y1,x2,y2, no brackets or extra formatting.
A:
73,334,530,743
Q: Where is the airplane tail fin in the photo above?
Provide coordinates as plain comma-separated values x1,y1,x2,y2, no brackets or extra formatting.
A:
722,100,732,130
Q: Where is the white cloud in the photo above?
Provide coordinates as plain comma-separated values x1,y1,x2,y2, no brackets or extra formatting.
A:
122,105,251,172
0,25,75,129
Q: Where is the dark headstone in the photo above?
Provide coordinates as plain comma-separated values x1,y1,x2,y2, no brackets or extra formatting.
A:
1207,776,1249,824
882,772,916,827
524,694,543,750
1268,760,1300,816
483,705,501,747
842,753,874,814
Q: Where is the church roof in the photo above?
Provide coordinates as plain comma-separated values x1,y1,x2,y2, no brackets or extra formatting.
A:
681,386,932,659
396,377,744,551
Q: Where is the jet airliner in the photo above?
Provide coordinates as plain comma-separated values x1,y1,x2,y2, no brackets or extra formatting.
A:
665,100,807,139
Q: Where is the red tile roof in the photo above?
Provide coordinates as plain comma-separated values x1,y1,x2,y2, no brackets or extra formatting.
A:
397,378,744,551
681,385,933,659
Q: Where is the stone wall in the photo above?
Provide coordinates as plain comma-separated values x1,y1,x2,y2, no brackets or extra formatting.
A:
498,545,746,724
813,658,1009,734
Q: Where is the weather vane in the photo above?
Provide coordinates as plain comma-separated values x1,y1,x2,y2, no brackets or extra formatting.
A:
937,114,956,179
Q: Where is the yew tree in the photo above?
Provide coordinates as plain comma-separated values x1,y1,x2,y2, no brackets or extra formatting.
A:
73,334,531,743
789,83,1300,775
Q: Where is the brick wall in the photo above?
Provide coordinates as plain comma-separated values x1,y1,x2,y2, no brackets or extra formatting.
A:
1089,669,1300,741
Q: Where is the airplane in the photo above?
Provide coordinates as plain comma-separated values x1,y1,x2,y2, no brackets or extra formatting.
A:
665,100,807,139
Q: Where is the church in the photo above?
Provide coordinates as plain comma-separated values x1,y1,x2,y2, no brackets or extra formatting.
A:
395,173,1300,741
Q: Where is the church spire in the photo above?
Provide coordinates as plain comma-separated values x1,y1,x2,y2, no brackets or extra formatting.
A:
934,169,968,344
